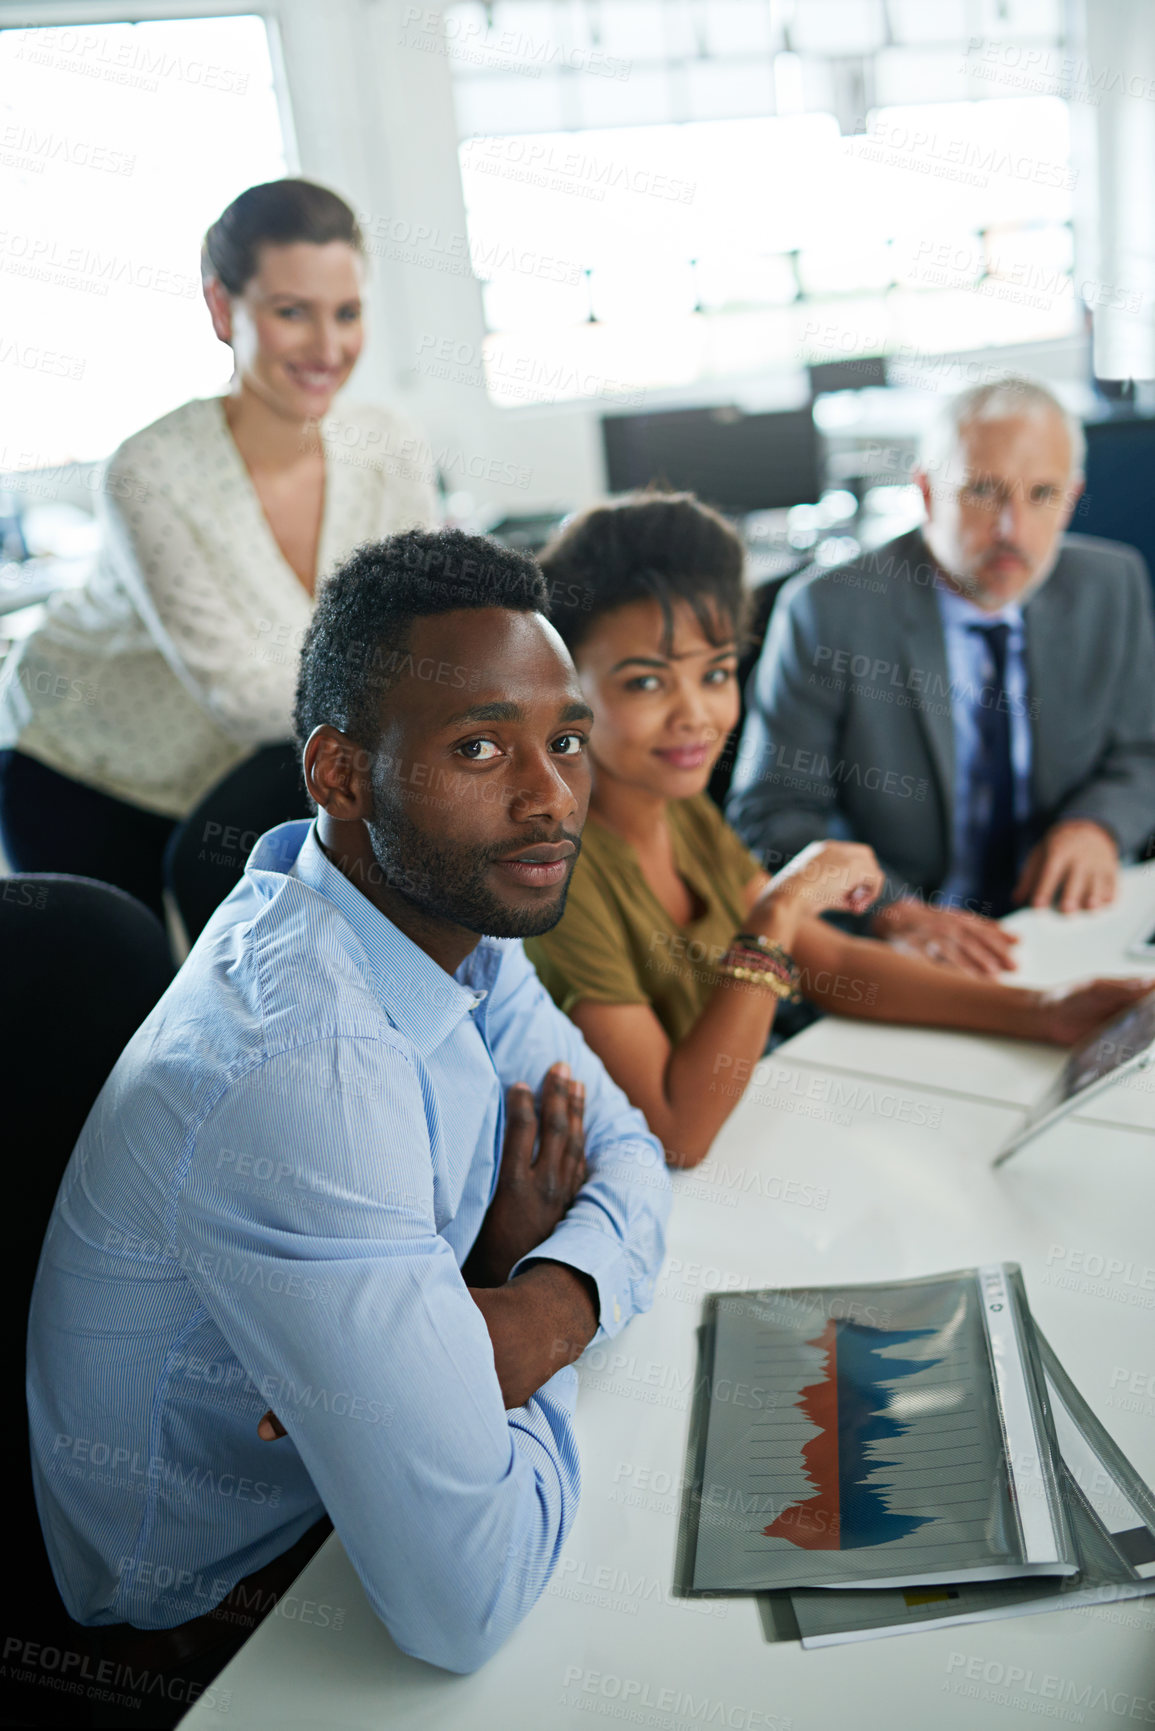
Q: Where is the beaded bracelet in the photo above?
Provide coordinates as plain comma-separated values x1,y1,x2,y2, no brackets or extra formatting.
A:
716,955,799,999
716,934,802,1002
734,931,802,994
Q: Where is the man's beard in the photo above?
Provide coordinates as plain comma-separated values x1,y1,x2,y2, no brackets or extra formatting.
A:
365,779,580,939
926,524,1059,609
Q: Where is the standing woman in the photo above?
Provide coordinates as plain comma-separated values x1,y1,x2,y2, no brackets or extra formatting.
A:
0,178,437,915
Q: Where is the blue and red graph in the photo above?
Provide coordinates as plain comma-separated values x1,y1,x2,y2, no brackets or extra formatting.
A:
764,1318,939,1550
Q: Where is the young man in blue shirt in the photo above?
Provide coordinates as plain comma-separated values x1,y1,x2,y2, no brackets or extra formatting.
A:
27,529,670,1688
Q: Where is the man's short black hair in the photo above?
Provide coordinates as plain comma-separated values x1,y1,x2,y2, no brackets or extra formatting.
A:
293,528,549,751
539,490,747,656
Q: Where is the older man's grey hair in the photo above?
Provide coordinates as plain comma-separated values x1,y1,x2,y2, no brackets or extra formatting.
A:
918,376,1086,488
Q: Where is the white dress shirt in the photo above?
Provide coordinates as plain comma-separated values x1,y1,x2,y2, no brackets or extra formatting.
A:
0,396,438,817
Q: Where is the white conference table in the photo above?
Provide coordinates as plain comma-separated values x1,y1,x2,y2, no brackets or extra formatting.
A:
784,860,1155,1129
183,915,1155,1731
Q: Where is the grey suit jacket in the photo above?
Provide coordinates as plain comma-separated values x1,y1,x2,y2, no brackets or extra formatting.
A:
726,528,1155,906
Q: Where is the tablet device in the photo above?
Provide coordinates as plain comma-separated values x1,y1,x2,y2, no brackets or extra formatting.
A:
994,989,1155,1165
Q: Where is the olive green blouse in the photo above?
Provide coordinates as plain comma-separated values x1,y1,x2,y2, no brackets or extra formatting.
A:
525,794,763,1046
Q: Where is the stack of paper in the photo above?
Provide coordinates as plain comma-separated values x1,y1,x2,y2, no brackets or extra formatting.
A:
675,1265,1155,1646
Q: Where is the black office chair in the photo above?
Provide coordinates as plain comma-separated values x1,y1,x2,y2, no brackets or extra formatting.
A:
164,742,308,948
2,874,174,1726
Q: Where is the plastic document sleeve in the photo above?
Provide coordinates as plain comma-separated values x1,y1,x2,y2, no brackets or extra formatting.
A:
784,1329,1155,1645
681,1264,1074,1594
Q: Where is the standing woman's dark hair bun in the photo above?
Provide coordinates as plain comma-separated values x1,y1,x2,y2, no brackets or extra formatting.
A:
201,178,364,295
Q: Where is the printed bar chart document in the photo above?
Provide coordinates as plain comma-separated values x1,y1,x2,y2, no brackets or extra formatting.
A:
687,1266,1075,1593
784,1331,1155,1644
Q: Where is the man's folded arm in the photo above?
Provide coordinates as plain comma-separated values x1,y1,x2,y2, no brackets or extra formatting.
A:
173,1038,583,1674
483,944,671,1335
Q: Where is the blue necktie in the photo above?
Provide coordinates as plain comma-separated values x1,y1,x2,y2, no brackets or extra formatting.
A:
968,622,1018,918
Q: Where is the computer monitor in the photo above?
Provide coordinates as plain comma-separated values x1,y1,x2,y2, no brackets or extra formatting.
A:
485,511,568,555
601,405,822,515
807,355,888,395
1076,415,1155,599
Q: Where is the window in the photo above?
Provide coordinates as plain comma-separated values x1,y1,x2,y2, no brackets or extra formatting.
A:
438,0,1078,406
0,16,288,469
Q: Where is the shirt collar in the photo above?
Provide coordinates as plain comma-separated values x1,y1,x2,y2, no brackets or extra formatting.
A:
934,578,1024,632
247,820,482,1056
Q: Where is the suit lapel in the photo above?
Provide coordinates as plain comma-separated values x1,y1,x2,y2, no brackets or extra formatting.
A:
895,545,955,846
1022,566,1066,817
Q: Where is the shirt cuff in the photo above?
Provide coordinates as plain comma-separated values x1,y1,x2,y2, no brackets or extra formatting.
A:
1052,808,1121,848
510,1220,636,1343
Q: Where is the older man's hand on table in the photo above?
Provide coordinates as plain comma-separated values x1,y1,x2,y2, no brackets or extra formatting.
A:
1014,820,1119,913
872,899,1020,976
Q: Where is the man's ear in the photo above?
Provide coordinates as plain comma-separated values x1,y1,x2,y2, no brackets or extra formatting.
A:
303,726,374,820
1060,475,1085,529
911,465,933,520
203,275,233,346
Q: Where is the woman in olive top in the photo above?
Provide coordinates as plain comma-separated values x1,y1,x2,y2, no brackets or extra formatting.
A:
525,492,1149,1169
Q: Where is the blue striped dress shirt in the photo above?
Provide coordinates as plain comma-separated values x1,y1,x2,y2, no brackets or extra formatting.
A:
27,820,669,1673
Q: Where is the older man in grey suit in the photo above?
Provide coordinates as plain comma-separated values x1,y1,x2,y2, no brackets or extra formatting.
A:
728,376,1155,976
